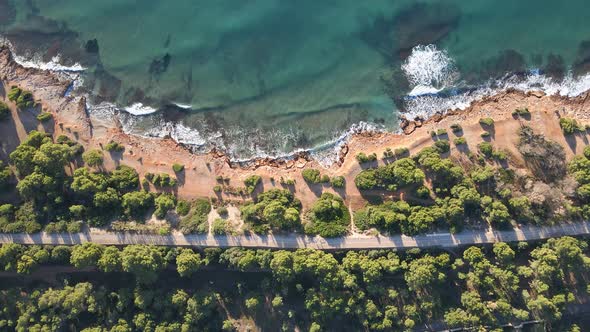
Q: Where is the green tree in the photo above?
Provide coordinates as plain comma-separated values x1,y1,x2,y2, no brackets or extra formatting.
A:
121,245,165,284
83,149,104,167
98,246,122,272
155,193,176,219
122,191,154,221
70,243,104,268
176,249,202,277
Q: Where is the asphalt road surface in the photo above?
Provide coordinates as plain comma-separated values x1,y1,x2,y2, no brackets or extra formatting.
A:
0,222,589,249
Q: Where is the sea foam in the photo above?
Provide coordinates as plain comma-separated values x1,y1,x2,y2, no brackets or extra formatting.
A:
124,103,159,116
401,44,590,119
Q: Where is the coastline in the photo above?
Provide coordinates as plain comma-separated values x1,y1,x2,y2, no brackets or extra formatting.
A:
3,45,590,213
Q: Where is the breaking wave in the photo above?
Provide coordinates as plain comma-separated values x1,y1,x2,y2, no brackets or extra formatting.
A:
401,44,590,119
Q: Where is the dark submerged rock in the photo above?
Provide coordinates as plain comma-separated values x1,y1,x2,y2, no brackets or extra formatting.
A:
149,53,171,76
85,39,99,54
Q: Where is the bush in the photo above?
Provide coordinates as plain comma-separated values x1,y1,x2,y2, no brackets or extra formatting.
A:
8,87,35,109
241,189,301,233
356,152,377,164
213,185,222,193
450,123,462,133
36,112,52,122
512,107,530,117
305,193,350,237
122,191,154,221
559,117,582,135
434,140,450,154
394,147,410,157
82,149,104,167
492,149,508,161
172,163,185,173
104,141,125,152
0,101,10,120
178,198,211,234
436,128,447,136
217,206,228,216
330,176,345,188
354,157,424,191
155,193,176,219
7,87,21,101
212,218,228,235
150,173,177,187
302,169,322,184
480,131,491,138
478,142,493,158
176,200,190,216
479,117,494,127
383,148,394,159
454,137,466,145
243,175,262,194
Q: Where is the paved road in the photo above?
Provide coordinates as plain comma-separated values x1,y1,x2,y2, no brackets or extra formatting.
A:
0,222,589,249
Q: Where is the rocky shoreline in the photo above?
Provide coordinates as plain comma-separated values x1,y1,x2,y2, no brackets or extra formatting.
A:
3,44,590,210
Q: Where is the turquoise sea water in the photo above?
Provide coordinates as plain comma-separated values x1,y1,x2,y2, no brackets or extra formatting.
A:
2,0,590,159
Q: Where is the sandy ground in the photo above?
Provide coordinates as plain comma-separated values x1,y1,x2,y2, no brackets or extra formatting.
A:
2,46,590,216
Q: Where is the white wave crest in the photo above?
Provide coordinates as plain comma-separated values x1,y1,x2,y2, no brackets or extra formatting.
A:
172,102,192,109
402,44,459,96
13,54,86,72
403,71,590,119
124,103,159,115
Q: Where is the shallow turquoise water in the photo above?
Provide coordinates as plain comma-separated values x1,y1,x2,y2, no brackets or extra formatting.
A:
2,0,590,158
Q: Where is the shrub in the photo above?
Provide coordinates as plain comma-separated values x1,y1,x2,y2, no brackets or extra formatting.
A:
217,206,228,216
454,137,466,145
279,177,296,186
436,128,447,136
356,152,377,164
82,149,104,167
478,142,493,158
480,131,491,138
394,147,410,157
176,200,190,216
213,185,222,193
179,198,211,234
354,157,424,191
492,149,508,161
330,176,345,188
0,101,10,120
383,148,394,159
122,191,154,221
479,117,494,127
8,87,35,109
305,193,350,237
36,112,52,122
7,87,21,101
148,173,177,188
559,117,582,135
172,163,185,173
512,107,530,117
155,193,176,219
302,169,322,184
105,141,125,152
243,175,262,194
241,189,301,233
354,200,410,232
450,123,462,133
434,140,450,153
212,218,228,235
